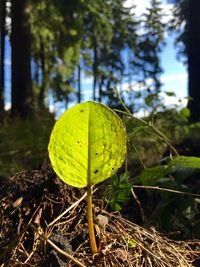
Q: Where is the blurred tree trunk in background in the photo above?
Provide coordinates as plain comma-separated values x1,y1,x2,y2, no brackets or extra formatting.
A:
38,38,46,108
187,0,200,122
0,0,6,114
92,37,98,101
77,63,81,103
11,0,33,118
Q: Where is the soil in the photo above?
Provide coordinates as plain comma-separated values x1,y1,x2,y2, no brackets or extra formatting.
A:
0,161,200,267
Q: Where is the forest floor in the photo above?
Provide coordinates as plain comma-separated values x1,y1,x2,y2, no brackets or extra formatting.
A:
1,113,200,266
1,162,200,267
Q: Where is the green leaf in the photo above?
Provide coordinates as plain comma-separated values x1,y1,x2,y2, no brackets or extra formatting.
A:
180,108,190,119
126,239,136,248
105,173,131,211
48,101,126,188
165,91,176,97
138,165,171,186
69,29,77,36
145,94,154,106
170,156,200,169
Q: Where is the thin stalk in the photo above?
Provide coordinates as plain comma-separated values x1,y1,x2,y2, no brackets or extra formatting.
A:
132,185,200,198
87,185,98,254
114,88,178,156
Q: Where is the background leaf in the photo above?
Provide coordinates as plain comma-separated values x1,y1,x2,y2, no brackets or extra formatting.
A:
48,101,126,188
138,165,171,186
180,108,190,119
170,156,200,169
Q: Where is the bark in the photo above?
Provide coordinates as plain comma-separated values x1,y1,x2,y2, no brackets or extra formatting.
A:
34,60,39,86
77,63,81,103
187,0,200,122
38,39,46,108
99,76,103,102
11,0,33,118
92,38,98,101
0,0,6,113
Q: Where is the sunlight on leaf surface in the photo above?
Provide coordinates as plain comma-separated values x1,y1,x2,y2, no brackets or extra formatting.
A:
48,101,126,188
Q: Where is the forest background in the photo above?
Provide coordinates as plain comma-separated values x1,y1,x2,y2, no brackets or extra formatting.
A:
1,0,200,239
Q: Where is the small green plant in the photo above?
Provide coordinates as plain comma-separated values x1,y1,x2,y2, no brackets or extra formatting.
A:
136,155,200,238
114,92,200,238
48,101,126,253
105,173,132,211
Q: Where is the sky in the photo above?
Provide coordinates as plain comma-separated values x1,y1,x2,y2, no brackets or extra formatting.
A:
124,0,188,107
78,0,188,110
160,37,187,106
4,0,188,114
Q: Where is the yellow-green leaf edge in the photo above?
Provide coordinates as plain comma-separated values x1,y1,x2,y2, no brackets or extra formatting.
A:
48,101,127,188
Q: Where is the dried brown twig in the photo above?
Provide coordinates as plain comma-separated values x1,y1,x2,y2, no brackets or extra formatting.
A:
132,185,200,198
1,171,200,267
31,224,86,267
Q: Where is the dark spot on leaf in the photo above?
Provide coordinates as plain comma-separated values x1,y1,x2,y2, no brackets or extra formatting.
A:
80,110,84,113
94,170,98,174
112,167,114,170
95,152,98,155
77,141,80,144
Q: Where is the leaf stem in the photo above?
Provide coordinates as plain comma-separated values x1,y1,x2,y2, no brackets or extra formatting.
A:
87,185,98,254
114,110,178,157
114,87,179,157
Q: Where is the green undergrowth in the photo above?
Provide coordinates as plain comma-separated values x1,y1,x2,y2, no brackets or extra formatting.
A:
0,111,54,178
104,108,200,239
125,108,200,167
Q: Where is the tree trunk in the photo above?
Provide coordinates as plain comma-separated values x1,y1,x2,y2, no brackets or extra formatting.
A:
34,60,39,86
11,0,33,118
92,38,98,101
99,76,103,102
38,38,46,108
187,0,200,122
0,0,6,114
77,63,81,103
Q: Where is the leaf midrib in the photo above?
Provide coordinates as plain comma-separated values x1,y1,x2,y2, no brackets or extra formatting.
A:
87,105,91,186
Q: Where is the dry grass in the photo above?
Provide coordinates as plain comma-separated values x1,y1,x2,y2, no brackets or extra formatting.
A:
0,167,200,266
